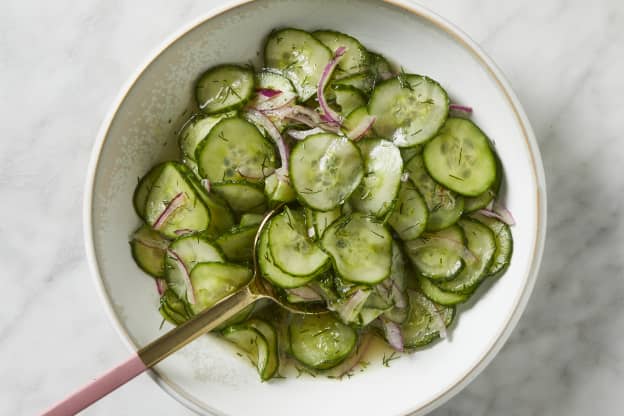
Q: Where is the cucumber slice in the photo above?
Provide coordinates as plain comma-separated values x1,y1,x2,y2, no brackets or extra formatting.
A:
321,213,392,284
463,154,503,212
264,28,332,101
215,225,259,263
212,181,268,214
290,133,364,211
257,226,316,288
470,213,513,276
179,112,235,161
418,275,469,306
333,85,366,116
400,145,423,163
179,166,235,237
405,155,464,231
313,30,370,78
196,117,276,184
332,72,374,94
240,213,264,227
143,163,211,238
307,207,341,238
370,52,394,81
165,235,224,302
437,219,497,294
388,181,428,240
222,325,271,380
268,209,329,277
190,262,252,313
195,64,254,114
133,164,165,218
245,319,279,380
404,225,466,281
249,69,298,111
130,225,168,277
401,290,455,348
368,74,449,147
423,118,497,196
159,289,192,326
341,106,374,140
264,172,296,204
350,139,403,217
289,314,357,370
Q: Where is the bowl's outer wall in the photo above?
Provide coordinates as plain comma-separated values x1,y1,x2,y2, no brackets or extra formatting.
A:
85,0,546,415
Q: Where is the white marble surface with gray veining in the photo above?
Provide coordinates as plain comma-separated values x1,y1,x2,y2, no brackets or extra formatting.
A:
1,0,623,414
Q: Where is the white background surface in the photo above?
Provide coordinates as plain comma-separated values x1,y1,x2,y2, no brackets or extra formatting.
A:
1,0,623,415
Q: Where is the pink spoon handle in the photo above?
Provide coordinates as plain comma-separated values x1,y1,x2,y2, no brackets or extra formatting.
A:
41,354,147,416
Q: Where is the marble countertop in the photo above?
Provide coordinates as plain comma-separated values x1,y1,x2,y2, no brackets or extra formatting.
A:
2,0,623,414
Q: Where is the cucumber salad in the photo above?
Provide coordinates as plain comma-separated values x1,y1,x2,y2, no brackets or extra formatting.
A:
130,28,515,380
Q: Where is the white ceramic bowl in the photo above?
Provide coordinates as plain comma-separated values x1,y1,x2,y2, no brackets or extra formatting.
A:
84,0,547,415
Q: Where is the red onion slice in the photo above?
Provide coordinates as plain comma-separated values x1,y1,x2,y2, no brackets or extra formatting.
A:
449,104,473,115
166,249,196,304
346,115,376,141
245,109,290,173
257,88,282,98
477,200,515,225
381,318,404,351
330,289,370,323
286,127,325,140
173,229,194,236
317,46,347,126
153,192,186,231
156,278,167,296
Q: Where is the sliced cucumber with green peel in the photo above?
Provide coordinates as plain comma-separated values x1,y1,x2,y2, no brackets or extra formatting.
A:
423,118,497,196
212,181,267,214
222,323,274,380
264,28,332,101
133,164,165,219
264,172,296,204
404,225,466,281
368,74,449,147
290,133,364,211
437,218,496,294
179,112,235,160
249,69,298,111
307,207,341,238
196,117,276,184
333,85,366,116
341,106,374,140
289,314,357,370
268,208,329,277
195,64,254,114
165,235,223,301
321,213,392,284
400,145,423,163
246,319,279,380
130,225,168,278
239,213,264,227
313,30,370,78
332,72,374,94
470,212,513,276
215,225,259,263
370,52,394,81
350,138,403,217
143,163,211,238
401,290,455,348
257,225,316,288
159,289,192,325
388,181,428,240
418,275,469,306
463,154,503,212
190,262,252,313
405,155,464,231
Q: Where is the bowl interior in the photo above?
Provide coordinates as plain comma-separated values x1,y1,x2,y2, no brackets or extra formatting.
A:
86,0,544,415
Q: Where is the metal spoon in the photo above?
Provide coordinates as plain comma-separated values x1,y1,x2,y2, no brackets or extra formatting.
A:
42,203,325,416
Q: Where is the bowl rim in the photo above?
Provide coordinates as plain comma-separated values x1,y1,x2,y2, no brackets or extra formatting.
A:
83,0,547,414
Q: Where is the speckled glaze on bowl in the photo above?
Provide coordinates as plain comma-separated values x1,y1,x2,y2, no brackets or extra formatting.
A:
83,0,547,415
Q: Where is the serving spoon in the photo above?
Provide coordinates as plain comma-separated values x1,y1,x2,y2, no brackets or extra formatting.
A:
42,203,325,416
